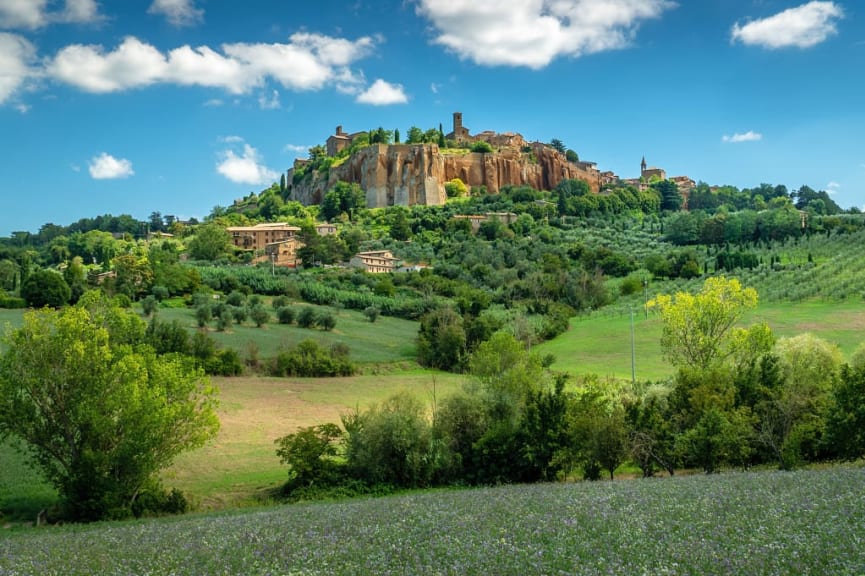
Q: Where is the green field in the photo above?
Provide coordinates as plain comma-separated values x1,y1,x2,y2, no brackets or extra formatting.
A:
1,370,467,515
537,299,865,381
1,466,863,574
1,304,419,364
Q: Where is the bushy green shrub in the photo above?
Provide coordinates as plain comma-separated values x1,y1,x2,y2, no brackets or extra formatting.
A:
250,305,269,327
317,310,336,331
269,339,355,377
277,306,296,324
0,296,27,309
297,306,317,328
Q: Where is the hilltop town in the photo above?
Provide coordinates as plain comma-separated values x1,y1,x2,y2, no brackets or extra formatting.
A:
285,113,696,209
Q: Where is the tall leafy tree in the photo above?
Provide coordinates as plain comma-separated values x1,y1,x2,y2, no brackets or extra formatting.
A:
0,295,219,521
650,277,758,371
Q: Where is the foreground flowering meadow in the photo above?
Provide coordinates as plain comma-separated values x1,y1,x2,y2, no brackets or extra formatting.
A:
1,466,863,575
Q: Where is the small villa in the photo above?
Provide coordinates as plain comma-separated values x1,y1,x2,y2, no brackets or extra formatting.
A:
350,250,401,274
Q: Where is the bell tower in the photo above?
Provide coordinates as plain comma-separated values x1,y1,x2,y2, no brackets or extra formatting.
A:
641,156,647,177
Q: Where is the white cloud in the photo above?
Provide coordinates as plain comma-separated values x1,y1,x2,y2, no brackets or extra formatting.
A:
48,36,168,93
356,79,408,105
203,98,223,107
14,102,29,113
826,181,840,194
0,33,36,105
45,33,377,96
416,0,675,68
283,144,310,154
430,82,440,94
148,0,203,27
258,89,280,109
59,0,101,24
731,1,843,49
0,0,101,28
216,140,279,185
722,131,763,143
0,0,48,29
89,152,134,179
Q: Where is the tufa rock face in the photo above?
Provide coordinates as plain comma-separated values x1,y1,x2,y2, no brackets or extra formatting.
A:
288,143,600,208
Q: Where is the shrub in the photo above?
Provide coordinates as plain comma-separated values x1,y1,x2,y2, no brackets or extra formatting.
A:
272,295,290,310
250,305,270,327
226,291,246,307
342,392,435,488
151,285,170,301
317,310,336,331
470,141,493,154
363,306,380,323
231,305,248,325
141,295,158,316
21,269,71,308
275,423,345,491
297,306,317,328
0,296,26,309
270,339,356,377
277,306,296,324
206,348,243,376
195,305,212,327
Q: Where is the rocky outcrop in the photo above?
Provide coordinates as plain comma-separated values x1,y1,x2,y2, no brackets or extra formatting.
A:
288,143,600,208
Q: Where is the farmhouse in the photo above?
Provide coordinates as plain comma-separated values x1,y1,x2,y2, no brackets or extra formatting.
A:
350,250,401,273
226,223,301,251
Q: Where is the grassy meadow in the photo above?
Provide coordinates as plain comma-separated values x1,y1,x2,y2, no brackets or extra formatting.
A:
1,465,863,574
1,370,467,516
538,299,865,381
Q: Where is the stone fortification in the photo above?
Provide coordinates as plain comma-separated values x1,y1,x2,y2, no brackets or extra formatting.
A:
288,143,600,209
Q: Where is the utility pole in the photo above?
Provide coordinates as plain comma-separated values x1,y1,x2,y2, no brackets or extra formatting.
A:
630,307,636,383
643,278,649,319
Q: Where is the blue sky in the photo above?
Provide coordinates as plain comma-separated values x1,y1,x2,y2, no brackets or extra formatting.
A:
0,0,862,235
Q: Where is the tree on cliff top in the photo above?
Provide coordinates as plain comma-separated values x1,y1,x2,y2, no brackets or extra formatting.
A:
550,139,566,154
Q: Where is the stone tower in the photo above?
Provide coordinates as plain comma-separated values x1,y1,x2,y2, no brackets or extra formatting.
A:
453,112,463,136
641,156,647,176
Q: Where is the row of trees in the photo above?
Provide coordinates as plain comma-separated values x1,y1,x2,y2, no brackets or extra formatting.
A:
275,278,865,497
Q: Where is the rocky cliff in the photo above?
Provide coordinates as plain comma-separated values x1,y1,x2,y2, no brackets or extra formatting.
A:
288,143,600,208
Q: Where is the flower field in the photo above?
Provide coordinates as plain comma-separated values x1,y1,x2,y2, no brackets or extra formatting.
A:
2,466,863,575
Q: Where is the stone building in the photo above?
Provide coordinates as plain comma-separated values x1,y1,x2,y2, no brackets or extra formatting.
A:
226,223,301,251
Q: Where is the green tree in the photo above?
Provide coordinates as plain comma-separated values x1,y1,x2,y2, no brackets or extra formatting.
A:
417,306,466,371
342,391,434,488
549,139,566,154
275,423,344,491
653,179,682,212
187,224,231,261
445,178,468,198
824,363,865,461
650,277,758,371
249,304,270,328
21,269,71,308
0,302,219,521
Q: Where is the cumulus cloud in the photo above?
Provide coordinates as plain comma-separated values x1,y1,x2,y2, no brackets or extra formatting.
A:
44,33,376,96
216,140,279,185
722,131,763,143
0,0,48,29
826,181,840,194
59,0,101,24
731,1,843,49
89,153,134,179
356,79,408,105
0,33,36,105
416,0,675,68
148,0,203,27
0,0,101,28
